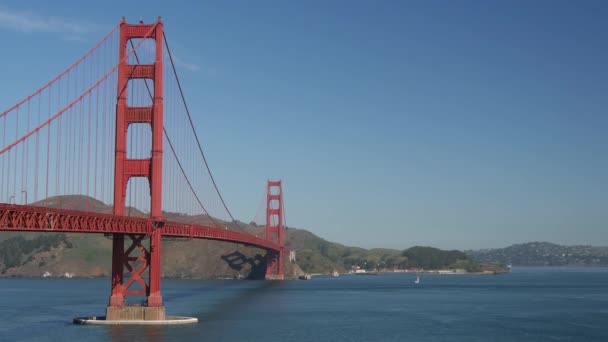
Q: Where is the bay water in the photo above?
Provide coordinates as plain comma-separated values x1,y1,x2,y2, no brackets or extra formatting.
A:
0,267,606,341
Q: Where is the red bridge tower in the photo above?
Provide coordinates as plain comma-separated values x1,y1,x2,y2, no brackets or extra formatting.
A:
265,180,285,280
107,18,165,320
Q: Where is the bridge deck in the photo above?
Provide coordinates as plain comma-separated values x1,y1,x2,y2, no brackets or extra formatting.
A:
0,204,281,252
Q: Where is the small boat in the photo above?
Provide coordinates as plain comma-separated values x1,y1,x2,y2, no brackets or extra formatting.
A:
331,270,339,277
414,275,420,284
299,274,311,280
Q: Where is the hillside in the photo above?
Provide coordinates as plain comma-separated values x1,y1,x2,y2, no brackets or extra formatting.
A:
284,228,499,273
0,195,508,277
468,242,608,266
0,196,303,279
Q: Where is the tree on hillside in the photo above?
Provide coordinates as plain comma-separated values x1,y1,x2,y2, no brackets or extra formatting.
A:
401,246,469,269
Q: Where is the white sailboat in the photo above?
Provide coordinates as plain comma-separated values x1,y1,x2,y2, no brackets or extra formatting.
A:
414,275,420,284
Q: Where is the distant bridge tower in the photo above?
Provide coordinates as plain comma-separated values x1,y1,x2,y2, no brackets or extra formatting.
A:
265,180,285,279
108,18,165,320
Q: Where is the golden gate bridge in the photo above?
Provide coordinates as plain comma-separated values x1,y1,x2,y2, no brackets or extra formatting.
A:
0,18,286,322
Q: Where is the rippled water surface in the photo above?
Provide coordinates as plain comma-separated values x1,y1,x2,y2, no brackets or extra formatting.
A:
0,267,606,341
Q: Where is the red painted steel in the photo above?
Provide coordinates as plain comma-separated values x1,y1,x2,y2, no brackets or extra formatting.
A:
111,18,164,307
0,19,292,315
265,180,285,278
122,234,150,296
0,24,120,120
0,204,282,251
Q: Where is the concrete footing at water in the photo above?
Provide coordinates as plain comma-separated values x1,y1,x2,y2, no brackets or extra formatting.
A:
73,305,197,325
73,316,198,325
106,305,166,321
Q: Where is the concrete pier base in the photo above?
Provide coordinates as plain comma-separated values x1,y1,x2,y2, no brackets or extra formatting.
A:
106,305,166,321
73,316,198,325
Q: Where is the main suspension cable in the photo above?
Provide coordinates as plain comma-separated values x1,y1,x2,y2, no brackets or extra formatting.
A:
163,34,237,223
129,40,220,228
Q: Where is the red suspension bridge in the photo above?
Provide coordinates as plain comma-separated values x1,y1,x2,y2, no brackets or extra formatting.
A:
0,18,286,321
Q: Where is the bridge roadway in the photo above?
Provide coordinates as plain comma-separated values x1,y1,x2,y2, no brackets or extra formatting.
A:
0,203,282,252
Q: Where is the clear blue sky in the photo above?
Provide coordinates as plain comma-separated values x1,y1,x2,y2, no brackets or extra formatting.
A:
0,1,606,250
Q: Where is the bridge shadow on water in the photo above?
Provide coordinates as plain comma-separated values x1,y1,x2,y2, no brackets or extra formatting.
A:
103,280,285,342
106,325,166,342
99,252,279,341
201,280,281,317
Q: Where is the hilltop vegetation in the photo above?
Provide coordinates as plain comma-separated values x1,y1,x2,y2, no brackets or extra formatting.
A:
402,246,470,270
0,234,72,273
